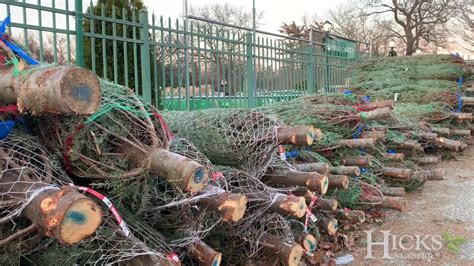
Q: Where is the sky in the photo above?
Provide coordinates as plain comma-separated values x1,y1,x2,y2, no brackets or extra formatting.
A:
142,0,347,34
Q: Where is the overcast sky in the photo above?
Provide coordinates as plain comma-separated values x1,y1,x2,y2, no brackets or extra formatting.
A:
142,0,346,33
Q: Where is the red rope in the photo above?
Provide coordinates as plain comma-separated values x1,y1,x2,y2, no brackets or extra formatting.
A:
0,105,18,113
152,111,173,141
63,123,85,176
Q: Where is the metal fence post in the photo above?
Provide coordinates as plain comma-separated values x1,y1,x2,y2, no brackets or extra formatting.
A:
75,0,84,67
140,10,152,103
306,46,316,94
245,33,256,108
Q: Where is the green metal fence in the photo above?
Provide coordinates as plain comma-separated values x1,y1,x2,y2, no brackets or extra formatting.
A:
0,0,364,110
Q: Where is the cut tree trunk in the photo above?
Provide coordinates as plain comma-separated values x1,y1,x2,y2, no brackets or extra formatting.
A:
355,100,394,111
381,167,413,180
190,240,222,266
314,197,338,211
198,186,247,222
23,187,103,244
398,141,423,152
294,162,330,175
431,127,450,136
296,233,318,254
435,138,464,151
123,143,208,194
380,187,406,197
361,131,386,141
359,107,392,120
338,138,376,149
0,171,102,245
0,65,101,115
277,126,321,146
341,156,373,167
266,194,308,218
260,233,304,266
328,175,350,190
417,156,441,165
414,169,445,181
329,166,360,176
371,196,407,212
385,153,405,162
332,209,365,223
450,129,471,137
450,113,473,121
419,132,438,141
460,96,474,106
262,169,328,195
318,217,338,236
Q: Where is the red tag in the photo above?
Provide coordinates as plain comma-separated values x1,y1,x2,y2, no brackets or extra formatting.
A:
278,145,286,161
211,172,224,181
166,253,180,264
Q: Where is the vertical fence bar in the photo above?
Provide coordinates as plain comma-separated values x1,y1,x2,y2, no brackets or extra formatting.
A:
112,6,118,83
140,10,152,102
306,46,315,94
75,0,84,66
246,33,256,108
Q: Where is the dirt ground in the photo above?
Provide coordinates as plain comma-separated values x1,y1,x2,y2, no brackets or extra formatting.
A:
345,146,474,265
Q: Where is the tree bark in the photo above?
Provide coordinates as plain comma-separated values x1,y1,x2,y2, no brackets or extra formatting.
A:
341,156,373,167
435,137,464,151
461,96,474,106
398,141,423,151
431,127,450,136
381,167,413,180
294,162,330,175
0,65,101,115
328,175,350,190
190,240,222,266
260,233,304,266
380,187,406,197
450,129,471,137
263,169,328,195
123,143,208,194
318,217,338,236
198,186,247,222
360,131,386,141
332,209,365,223
329,166,360,176
373,196,407,212
277,126,321,146
450,112,473,121
414,169,445,181
266,194,308,218
359,107,392,120
23,186,103,244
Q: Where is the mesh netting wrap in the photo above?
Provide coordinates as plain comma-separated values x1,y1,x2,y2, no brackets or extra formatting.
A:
163,109,282,176
23,209,177,265
0,130,105,263
207,212,302,265
37,79,208,194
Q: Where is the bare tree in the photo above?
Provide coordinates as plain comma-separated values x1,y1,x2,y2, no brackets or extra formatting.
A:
358,0,464,55
328,4,394,56
188,4,264,95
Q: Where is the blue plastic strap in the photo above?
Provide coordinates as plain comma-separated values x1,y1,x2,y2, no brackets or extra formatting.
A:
285,150,299,159
344,90,353,95
0,15,10,36
0,15,38,65
0,120,15,140
457,94,463,113
360,167,368,174
387,149,396,154
361,95,371,103
352,124,364,139
458,77,463,90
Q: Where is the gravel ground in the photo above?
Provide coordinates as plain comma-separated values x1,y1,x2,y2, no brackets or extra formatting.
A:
348,146,474,266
